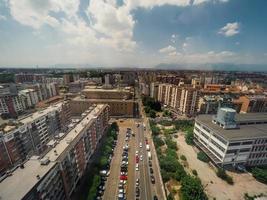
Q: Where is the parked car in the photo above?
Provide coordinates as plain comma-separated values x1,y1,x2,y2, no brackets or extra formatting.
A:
135,163,139,171
151,175,155,184
150,167,154,174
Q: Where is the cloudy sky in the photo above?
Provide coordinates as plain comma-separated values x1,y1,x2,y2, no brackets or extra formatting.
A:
0,0,267,68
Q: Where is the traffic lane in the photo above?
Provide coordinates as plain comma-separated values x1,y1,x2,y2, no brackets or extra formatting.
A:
126,120,136,200
138,122,153,200
140,124,153,200
103,126,126,200
136,124,146,200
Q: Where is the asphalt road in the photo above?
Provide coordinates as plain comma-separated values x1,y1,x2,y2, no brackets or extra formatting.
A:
103,117,165,200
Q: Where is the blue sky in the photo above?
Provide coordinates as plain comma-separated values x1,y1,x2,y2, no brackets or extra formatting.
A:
0,0,267,68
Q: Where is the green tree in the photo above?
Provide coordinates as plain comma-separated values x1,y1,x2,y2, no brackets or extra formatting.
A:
167,193,174,200
252,167,267,184
144,106,151,114
185,130,194,145
197,151,209,163
153,136,165,147
216,168,234,185
87,175,100,200
149,110,156,118
151,125,160,136
180,175,208,200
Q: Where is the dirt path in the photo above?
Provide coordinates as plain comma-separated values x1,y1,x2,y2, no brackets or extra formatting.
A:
176,134,267,200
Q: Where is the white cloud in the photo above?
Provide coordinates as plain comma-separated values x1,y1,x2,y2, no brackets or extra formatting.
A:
0,14,6,20
8,0,79,29
218,22,240,37
4,0,231,66
168,51,181,56
159,45,176,53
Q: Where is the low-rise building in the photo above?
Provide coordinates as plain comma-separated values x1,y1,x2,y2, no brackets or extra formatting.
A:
194,108,267,168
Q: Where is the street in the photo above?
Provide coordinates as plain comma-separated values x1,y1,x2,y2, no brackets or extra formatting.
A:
102,117,165,200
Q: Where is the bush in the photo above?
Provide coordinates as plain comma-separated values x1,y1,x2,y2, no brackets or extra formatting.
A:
163,110,172,117
159,120,173,126
197,151,209,163
252,167,267,184
185,130,194,145
216,168,234,185
180,155,187,161
174,120,194,131
192,169,198,176
180,175,208,200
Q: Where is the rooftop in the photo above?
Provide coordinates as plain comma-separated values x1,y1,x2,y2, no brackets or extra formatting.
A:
83,86,131,92
73,96,135,102
196,113,267,141
0,104,106,200
19,102,63,124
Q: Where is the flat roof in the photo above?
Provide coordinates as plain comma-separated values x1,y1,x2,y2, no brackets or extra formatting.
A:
196,114,267,141
0,104,106,200
73,96,135,102
19,102,63,124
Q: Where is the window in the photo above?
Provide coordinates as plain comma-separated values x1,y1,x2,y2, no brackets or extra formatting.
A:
242,141,253,145
239,148,251,153
226,149,237,154
229,142,240,146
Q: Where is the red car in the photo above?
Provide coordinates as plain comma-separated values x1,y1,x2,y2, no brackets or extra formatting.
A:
135,155,139,163
120,175,128,180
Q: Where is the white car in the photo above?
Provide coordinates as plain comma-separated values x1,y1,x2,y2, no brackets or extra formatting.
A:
139,142,142,148
135,163,139,171
135,150,139,155
140,155,143,161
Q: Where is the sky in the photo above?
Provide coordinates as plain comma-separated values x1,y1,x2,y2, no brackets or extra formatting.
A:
0,0,267,68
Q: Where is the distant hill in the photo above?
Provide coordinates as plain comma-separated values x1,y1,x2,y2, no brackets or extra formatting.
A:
154,63,267,72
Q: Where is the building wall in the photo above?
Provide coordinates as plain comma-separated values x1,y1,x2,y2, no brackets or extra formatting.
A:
70,99,134,117
82,89,132,100
194,119,267,167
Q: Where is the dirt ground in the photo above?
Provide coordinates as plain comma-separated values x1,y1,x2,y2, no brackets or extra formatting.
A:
175,134,267,200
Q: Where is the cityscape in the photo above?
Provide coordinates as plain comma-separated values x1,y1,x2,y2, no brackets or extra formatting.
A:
0,1,267,200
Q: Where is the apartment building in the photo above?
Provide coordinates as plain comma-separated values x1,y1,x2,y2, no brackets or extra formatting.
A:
0,104,110,200
197,95,234,114
0,102,71,174
194,107,267,168
150,82,159,99
0,93,26,117
158,84,199,116
237,95,267,113
19,89,39,108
